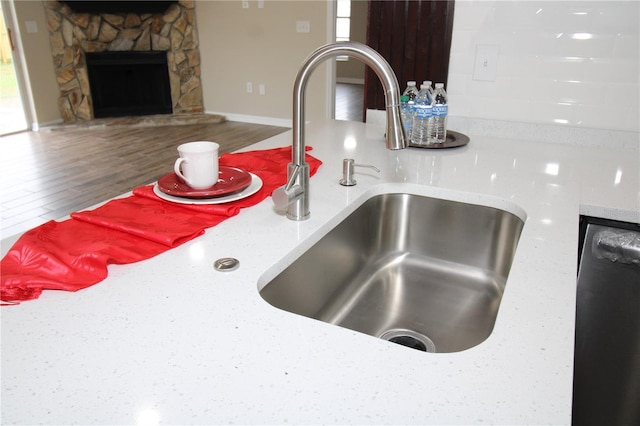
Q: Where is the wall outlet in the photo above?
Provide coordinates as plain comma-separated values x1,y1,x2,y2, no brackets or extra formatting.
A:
473,44,499,81
259,84,265,96
296,21,310,33
246,82,253,93
258,0,264,8
242,0,249,9
25,20,38,33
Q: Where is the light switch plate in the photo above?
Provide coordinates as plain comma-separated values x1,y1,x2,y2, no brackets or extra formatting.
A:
473,44,499,81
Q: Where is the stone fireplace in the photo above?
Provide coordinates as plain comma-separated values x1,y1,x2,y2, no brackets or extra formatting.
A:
44,0,204,122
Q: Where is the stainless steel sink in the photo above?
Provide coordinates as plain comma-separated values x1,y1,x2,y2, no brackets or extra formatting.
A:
260,193,525,353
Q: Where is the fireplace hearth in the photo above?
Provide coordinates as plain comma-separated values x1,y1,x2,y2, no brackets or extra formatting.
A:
86,52,172,118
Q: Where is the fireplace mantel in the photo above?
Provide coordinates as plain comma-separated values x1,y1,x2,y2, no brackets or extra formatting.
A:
44,0,203,122
61,1,177,14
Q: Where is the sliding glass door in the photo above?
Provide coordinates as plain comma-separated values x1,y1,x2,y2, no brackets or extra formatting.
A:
0,0,28,135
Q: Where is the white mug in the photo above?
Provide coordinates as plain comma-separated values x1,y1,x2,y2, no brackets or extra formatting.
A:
173,141,220,189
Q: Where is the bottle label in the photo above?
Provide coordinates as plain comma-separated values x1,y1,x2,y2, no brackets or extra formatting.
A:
415,105,432,119
433,104,448,117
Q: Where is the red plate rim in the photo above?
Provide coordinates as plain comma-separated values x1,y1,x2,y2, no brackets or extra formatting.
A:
157,166,252,198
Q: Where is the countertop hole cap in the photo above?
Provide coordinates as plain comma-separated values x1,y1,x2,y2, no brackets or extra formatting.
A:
214,257,240,272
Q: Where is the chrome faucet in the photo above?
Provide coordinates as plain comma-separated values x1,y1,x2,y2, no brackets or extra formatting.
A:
272,42,407,220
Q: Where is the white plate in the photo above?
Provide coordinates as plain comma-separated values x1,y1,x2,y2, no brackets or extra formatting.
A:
153,173,263,205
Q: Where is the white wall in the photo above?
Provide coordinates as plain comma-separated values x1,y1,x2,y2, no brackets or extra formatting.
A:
197,0,331,126
448,0,639,132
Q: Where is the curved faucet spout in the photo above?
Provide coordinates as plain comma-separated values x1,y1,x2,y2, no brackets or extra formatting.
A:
293,41,407,164
274,41,407,221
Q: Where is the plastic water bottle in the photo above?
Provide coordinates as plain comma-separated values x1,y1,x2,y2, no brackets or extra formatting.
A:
401,81,419,137
429,83,448,144
400,95,412,138
410,83,433,146
422,80,434,97
403,81,419,101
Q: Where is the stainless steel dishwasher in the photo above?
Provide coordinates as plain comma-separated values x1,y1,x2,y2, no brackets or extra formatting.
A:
572,216,640,426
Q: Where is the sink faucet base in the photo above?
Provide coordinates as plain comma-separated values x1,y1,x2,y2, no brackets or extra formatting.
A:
285,162,309,221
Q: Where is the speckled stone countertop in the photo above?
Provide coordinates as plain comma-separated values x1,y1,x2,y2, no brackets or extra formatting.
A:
1,119,638,424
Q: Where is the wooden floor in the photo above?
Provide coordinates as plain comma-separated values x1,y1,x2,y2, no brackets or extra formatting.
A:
335,83,364,122
0,84,363,240
0,120,288,239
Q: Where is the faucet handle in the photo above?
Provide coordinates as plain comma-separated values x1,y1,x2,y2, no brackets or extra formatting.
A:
339,158,380,186
273,184,304,209
273,164,303,209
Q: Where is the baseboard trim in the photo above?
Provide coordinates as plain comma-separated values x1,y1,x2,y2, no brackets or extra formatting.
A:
336,77,364,85
208,111,292,128
33,118,64,131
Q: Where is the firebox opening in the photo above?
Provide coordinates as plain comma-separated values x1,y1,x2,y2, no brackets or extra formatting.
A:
86,51,173,119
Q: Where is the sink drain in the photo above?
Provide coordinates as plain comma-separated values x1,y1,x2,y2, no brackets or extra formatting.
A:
379,329,436,353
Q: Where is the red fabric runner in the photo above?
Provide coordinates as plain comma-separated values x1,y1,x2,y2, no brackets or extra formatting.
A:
1,147,322,304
